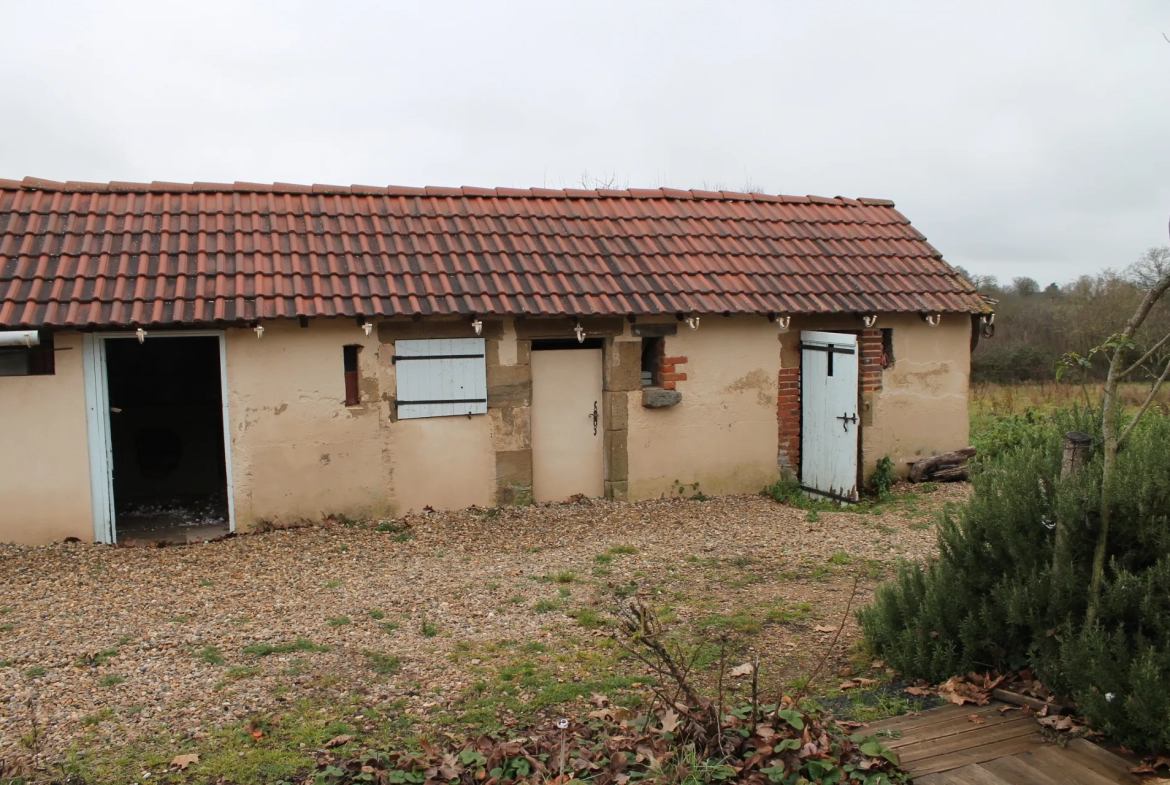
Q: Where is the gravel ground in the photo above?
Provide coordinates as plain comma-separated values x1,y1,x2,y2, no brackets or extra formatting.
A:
0,483,969,770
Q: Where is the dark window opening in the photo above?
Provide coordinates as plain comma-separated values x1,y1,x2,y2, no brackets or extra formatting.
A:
641,337,663,387
343,345,361,406
880,329,894,368
0,334,55,377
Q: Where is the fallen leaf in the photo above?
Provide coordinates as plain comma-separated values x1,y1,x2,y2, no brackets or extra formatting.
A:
251,730,263,740
858,678,880,688
967,714,985,724
836,667,854,678
814,624,837,633
324,734,355,748
871,660,885,668
904,686,932,697
1038,715,1076,731
170,754,199,771
729,663,754,677
840,679,860,690
659,708,680,733
590,692,609,707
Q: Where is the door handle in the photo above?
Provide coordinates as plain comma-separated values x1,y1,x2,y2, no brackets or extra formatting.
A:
589,401,599,435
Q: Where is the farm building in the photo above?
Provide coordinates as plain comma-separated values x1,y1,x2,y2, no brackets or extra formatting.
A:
0,178,991,545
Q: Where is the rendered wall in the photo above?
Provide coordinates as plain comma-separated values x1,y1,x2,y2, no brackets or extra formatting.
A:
626,318,782,499
0,332,93,544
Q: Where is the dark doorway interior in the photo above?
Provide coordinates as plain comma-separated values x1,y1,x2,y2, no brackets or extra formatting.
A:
105,337,230,544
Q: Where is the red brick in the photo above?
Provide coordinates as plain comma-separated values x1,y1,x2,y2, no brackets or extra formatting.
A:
660,372,688,382
662,381,676,390
663,356,688,365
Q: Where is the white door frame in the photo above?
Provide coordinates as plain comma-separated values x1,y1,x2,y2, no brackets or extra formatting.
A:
82,330,236,544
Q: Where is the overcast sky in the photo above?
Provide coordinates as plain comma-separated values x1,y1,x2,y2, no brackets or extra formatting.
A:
2,1,1168,285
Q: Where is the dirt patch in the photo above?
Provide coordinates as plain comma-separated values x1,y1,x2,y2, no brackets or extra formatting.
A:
0,483,969,773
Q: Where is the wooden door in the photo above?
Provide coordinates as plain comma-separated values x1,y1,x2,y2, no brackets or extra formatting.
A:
531,349,604,502
800,331,860,502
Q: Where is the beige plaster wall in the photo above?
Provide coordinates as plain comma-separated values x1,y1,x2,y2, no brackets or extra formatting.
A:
863,314,971,475
0,332,94,544
627,318,782,499
226,321,386,527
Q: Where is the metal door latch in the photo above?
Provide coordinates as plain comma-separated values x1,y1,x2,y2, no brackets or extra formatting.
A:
836,412,858,431
590,401,599,435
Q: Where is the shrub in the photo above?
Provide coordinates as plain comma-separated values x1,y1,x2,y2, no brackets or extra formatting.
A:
859,408,1170,750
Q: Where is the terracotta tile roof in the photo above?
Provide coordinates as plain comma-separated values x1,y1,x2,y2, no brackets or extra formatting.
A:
0,177,986,328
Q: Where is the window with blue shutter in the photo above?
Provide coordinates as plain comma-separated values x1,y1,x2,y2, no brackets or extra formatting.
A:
394,338,488,419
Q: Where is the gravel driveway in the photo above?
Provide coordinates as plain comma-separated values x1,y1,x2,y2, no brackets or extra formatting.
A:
0,484,966,776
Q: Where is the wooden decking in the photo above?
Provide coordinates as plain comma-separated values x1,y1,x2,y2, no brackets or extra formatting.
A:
867,702,1144,784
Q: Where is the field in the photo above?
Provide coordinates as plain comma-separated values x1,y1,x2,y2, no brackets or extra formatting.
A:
970,380,1170,437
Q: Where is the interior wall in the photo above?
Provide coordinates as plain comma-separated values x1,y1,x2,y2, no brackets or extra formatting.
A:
0,332,93,544
627,317,782,499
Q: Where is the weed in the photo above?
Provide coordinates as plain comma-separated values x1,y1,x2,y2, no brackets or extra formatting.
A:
726,555,754,568
806,510,820,523
368,608,385,620
199,578,214,587
99,674,125,687
76,648,119,667
550,570,576,584
327,616,351,627
375,520,406,533
869,455,896,498
0,660,11,668
829,551,853,566
81,709,114,726
244,638,330,657
337,545,348,553
918,482,939,493
323,579,343,589
572,609,607,629
764,602,814,624
197,645,225,666
592,567,611,577
420,616,439,638
809,565,834,581
168,615,189,623
594,553,614,565
381,621,400,633
363,651,401,675
223,666,261,681
283,659,310,677
533,598,563,614
608,545,638,555
557,586,571,598
485,581,501,590
909,521,934,531
25,666,46,678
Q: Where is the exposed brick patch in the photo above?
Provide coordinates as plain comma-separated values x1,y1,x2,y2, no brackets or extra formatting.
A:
659,346,687,391
859,329,884,392
777,366,801,476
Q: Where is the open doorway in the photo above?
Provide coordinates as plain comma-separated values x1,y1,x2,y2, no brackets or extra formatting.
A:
103,336,230,543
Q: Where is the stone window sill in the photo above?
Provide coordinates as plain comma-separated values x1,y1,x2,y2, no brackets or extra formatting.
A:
642,387,682,408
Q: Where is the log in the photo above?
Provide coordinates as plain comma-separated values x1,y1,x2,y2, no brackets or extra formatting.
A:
930,465,969,482
909,447,977,482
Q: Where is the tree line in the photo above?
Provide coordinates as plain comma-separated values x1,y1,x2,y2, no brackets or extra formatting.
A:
960,246,1170,384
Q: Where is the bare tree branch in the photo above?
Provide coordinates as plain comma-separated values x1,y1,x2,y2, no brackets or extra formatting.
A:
1118,355,1170,447
1118,330,1170,379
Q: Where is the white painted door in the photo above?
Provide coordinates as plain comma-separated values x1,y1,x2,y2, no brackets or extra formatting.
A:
800,331,860,502
531,349,604,502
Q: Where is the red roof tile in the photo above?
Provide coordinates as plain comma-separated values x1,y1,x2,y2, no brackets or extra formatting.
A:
0,179,987,328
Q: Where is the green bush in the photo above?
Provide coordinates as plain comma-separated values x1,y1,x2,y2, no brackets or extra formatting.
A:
859,409,1170,750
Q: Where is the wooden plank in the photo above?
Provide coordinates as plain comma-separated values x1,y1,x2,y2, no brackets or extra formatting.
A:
884,710,1028,749
1065,738,1143,785
869,703,1001,733
899,717,1038,763
1016,745,1126,785
914,763,1015,784
982,755,1068,785
908,733,1042,777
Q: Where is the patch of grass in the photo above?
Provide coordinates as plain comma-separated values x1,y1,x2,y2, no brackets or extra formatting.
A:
169,615,189,623
918,482,939,494
244,638,330,657
197,645,225,666
806,510,820,522
520,641,548,654
81,708,114,726
594,553,614,565
592,566,611,577
327,615,351,627
550,570,576,584
199,578,214,587
368,608,385,620
381,621,400,633
99,674,126,687
323,579,343,589
337,544,348,553
533,598,563,614
572,608,607,629
420,618,439,638
375,520,406,533
282,659,310,677
694,610,761,635
909,520,934,531
25,666,46,678
363,651,401,675
0,660,12,668
808,564,834,581
829,551,853,566
223,665,261,682
557,586,571,598
506,595,526,604
764,601,814,624
607,545,638,556
485,581,501,590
